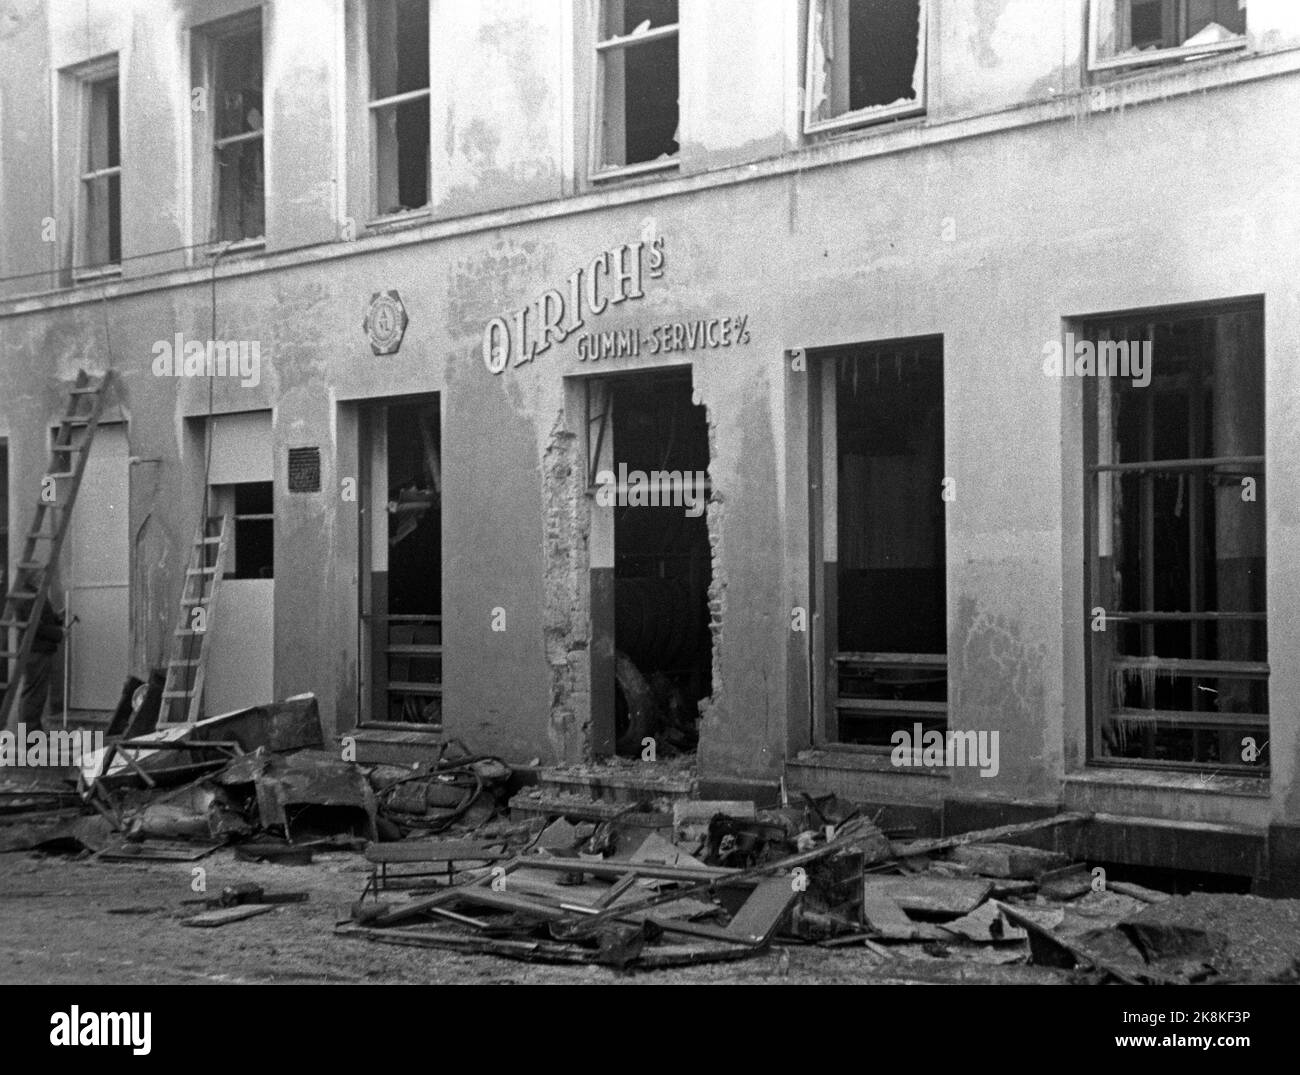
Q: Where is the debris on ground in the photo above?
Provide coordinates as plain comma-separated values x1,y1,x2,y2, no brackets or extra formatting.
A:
6,729,1300,980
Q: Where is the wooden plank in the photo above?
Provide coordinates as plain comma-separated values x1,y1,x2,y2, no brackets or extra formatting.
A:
365,840,509,864
950,842,1070,880
183,904,276,928
725,876,798,944
862,894,921,941
862,876,992,917
890,812,1091,859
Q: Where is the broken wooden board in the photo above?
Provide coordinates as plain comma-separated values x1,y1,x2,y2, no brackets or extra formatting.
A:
1038,863,1093,901
336,922,758,968
939,900,1028,944
861,895,949,942
99,839,220,862
182,904,276,928
995,901,1168,984
725,876,799,945
365,840,511,864
890,812,1090,859
862,875,993,917
950,842,1070,880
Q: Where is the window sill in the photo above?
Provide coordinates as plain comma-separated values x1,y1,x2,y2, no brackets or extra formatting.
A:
71,265,122,285
805,101,926,137
1089,37,1247,73
590,157,680,184
366,208,433,234
204,237,266,259
1069,764,1269,796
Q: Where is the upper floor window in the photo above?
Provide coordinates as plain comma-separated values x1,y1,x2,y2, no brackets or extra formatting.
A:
1090,0,1247,71
368,0,430,217
805,0,926,134
78,67,121,273
592,0,679,180
200,16,265,243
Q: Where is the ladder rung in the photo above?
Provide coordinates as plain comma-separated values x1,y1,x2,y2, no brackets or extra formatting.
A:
51,442,84,453
186,567,217,575
16,562,45,572
60,418,92,428
0,619,29,629
161,691,195,700
45,471,76,480
9,591,39,601
180,599,207,607
68,386,102,396
168,659,202,667
197,537,223,545
0,651,19,659
173,629,205,637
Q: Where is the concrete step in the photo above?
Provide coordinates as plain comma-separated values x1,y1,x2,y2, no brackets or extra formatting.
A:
536,763,696,805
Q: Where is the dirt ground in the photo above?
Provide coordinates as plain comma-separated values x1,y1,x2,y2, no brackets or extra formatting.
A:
0,847,1074,985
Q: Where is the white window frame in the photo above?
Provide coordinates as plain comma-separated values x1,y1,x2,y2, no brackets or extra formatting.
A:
803,0,928,136
590,1,681,183
71,57,122,282
366,0,432,224
197,13,266,253
1088,0,1248,73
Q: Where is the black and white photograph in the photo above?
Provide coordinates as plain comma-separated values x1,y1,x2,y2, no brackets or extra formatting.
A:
0,0,1294,1048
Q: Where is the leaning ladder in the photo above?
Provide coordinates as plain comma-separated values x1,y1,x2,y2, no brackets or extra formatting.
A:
0,371,113,727
158,515,230,725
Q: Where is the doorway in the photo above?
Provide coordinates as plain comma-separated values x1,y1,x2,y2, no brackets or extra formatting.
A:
810,337,947,747
587,369,712,758
360,398,442,728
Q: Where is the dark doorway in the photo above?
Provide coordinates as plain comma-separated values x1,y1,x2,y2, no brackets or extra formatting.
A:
363,399,442,727
606,370,711,758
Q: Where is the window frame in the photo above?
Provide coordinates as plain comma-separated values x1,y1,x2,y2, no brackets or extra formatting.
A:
194,12,267,253
365,0,432,224
589,1,681,184
69,56,122,282
1087,0,1249,74
803,0,929,137
1082,300,1268,775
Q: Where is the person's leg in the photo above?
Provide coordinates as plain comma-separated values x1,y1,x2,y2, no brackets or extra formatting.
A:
18,652,53,731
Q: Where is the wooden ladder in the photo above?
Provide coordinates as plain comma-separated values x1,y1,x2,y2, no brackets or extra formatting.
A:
158,514,230,725
0,371,113,728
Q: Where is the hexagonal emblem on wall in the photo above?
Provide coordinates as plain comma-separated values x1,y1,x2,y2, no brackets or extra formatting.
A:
363,290,409,355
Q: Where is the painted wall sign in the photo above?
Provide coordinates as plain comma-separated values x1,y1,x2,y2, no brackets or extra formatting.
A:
364,290,409,355
575,315,751,363
482,238,666,375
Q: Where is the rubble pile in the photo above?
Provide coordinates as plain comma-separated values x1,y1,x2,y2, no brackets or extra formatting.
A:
3,709,1300,981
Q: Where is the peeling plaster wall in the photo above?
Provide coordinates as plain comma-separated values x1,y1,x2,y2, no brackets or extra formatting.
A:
931,0,1082,119
429,0,566,218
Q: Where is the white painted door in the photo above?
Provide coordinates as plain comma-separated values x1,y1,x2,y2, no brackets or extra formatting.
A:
67,423,129,712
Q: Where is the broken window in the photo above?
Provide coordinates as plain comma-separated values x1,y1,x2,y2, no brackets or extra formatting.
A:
212,481,275,580
812,339,947,747
368,0,431,215
1090,0,1247,70
209,22,265,241
594,0,680,177
805,0,926,133
79,71,121,271
1086,302,1267,772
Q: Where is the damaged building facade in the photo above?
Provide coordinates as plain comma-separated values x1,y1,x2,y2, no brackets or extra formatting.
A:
2,0,1299,892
